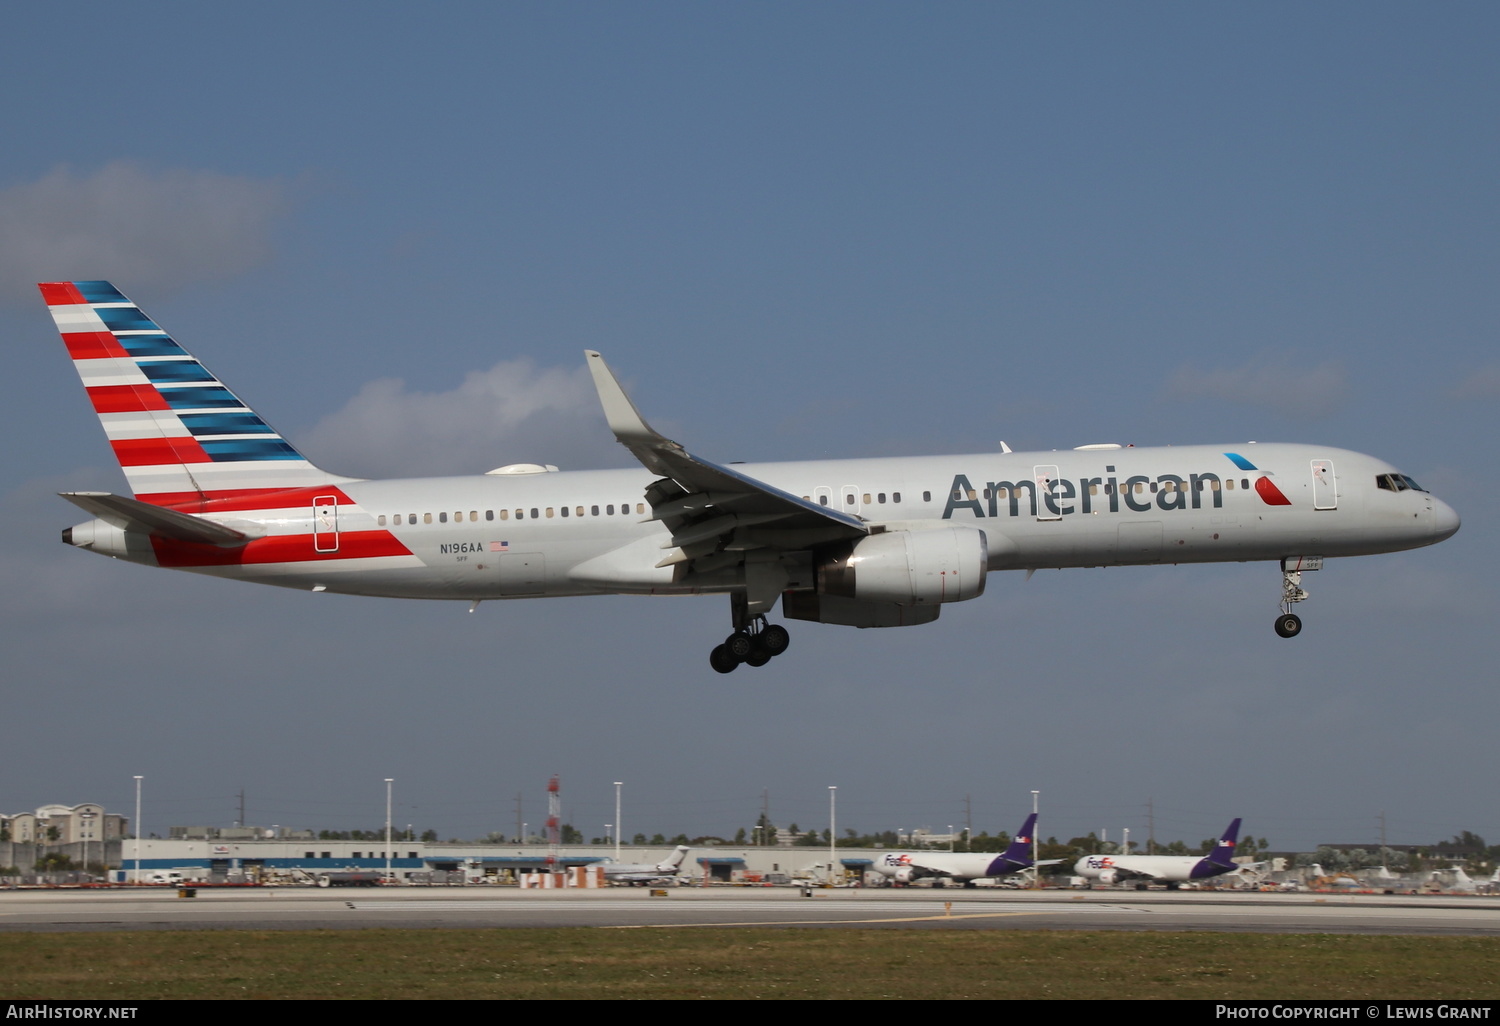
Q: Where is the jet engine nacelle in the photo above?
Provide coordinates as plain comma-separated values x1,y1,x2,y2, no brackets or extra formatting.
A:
893,866,919,885
1095,868,1118,886
817,526,987,605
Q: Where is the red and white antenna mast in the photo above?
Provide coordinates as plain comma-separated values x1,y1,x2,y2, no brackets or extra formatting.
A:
546,774,561,870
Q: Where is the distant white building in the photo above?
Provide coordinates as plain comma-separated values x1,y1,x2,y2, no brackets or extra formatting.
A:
3,804,128,844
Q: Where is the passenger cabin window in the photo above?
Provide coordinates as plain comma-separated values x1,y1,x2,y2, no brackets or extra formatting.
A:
408,514,417,524
877,493,886,503
893,492,901,503
607,504,615,515
819,495,828,506
378,515,386,526
486,510,495,521
423,513,433,524
591,505,600,516
922,491,931,503
439,512,448,523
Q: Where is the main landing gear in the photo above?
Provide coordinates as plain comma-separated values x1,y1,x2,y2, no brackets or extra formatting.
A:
710,617,791,674
1274,559,1313,638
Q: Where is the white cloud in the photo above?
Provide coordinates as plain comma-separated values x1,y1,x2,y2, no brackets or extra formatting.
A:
298,358,632,478
0,162,288,306
1162,353,1347,416
1451,364,1500,400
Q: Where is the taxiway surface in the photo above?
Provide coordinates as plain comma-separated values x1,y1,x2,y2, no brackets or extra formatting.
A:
2,888,1497,935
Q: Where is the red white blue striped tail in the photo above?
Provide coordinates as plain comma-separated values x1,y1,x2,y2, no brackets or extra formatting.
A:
41,281,351,509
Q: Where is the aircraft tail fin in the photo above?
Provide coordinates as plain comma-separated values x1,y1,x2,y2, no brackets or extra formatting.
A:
987,812,1039,874
1205,818,1243,870
996,816,1044,864
657,845,691,872
41,281,350,509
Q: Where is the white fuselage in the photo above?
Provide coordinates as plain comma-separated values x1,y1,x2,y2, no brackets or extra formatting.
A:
871,851,1022,882
1074,853,1226,884
92,442,1454,602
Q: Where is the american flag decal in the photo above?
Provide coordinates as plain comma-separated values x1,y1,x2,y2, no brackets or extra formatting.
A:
489,540,509,552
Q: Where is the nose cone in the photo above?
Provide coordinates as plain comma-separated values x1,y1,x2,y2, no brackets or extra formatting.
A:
1433,499,1461,542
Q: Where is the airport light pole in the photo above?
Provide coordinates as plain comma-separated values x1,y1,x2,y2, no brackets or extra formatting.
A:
1031,790,1040,890
133,775,142,885
384,779,394,884
828,786,837,887
614,782,623,860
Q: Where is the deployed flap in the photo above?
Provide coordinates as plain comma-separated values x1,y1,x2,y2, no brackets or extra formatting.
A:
584,351,868,549
60,491,258,547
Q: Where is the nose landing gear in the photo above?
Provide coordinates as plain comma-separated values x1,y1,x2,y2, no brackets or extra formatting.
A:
709,617,791,673
1274,557,1318,638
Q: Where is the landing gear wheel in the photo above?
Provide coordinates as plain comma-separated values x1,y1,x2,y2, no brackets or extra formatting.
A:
709,644,739,674
760,623,790,655
1274,613,1302,638
725,632,754,659
744,641,773,667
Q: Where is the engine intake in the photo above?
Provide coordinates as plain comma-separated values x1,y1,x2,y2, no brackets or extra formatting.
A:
818,527,987,605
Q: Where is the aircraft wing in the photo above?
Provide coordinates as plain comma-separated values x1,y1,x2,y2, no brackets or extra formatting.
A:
586,352,868,609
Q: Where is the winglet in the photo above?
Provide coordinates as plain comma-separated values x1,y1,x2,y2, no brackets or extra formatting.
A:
585,351,666,448
585,351,684,477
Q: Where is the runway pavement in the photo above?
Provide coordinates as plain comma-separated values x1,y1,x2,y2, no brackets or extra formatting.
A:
2,886,1497,935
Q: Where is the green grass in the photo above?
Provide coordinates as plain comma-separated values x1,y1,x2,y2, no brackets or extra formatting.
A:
2,929,1497,999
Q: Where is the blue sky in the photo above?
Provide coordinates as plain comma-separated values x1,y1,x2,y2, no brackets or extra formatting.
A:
1,2,1495,850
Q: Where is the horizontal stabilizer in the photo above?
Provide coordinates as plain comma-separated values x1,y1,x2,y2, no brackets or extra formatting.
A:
59,491,259,547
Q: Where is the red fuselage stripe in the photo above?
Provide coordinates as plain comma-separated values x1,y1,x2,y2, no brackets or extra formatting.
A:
152,530,412,567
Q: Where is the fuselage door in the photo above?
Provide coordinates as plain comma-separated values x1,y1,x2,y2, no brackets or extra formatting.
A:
1034,465,1062,520
1311,460,1337,510
313,496,339,553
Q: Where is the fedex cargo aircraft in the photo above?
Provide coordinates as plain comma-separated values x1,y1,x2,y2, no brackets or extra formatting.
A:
1075,819,1249,888
43,281,1460,671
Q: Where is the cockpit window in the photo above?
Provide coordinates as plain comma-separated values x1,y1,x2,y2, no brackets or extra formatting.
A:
1376,474,1427,493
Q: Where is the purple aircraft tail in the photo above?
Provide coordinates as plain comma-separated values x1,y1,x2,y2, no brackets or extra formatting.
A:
1189,818,1243,879
984,812,1039,876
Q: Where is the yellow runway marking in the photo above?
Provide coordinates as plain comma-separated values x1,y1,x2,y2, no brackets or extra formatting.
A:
604,910,1058,929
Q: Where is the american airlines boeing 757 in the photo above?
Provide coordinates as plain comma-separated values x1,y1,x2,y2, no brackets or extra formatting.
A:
44,281,1460,672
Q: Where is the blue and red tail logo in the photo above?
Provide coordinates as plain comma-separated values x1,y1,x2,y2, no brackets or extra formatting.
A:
1224,453,1291,506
